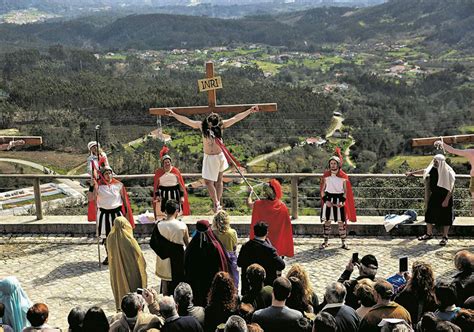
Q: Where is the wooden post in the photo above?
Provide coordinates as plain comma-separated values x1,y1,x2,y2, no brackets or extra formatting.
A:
33,178,43,220
412,134,474,147
291,176,298,220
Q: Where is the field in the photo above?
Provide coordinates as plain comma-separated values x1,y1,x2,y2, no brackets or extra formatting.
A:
386,155,469,171
0,151,85,174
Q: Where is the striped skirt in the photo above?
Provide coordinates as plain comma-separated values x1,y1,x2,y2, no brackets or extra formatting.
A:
156,185,182,212
97,206,123,238
321,192,346,223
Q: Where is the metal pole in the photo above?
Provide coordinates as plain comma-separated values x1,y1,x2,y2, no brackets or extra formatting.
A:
33,177,43,220
291,176,298,220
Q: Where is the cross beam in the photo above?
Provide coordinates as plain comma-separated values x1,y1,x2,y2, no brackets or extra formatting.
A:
412,134,474,147
0,136,43,146
149,62,277,116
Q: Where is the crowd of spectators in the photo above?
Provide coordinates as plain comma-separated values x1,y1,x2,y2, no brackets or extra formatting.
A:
0,209,473,332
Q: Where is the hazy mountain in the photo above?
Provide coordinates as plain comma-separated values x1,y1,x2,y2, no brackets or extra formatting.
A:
0,0,471,51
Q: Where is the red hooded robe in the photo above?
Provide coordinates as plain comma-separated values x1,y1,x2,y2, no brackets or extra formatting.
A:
250,180,294,257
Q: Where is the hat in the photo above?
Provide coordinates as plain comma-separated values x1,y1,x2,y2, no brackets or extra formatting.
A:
100,166,113,174
160,146,171,163
329,156,341,165
87,141,98,150
360,254,378,268
196,219,210,232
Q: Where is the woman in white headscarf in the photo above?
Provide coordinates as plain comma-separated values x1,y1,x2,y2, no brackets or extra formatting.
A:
406,154,456,246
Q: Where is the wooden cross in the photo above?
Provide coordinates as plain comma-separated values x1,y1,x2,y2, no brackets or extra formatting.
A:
0,136,42,150
149,62,277,116
412,134,474,147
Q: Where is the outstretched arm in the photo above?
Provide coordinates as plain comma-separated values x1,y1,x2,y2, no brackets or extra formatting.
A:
222,105,259,128
406,169,425,176
164,108,201,129
435,140,474,158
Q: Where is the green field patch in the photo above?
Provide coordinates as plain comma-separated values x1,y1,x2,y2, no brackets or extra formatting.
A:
459,125,474,134
253,60,283,74
386,155,468,171
0,128,20,135
104,54,127,60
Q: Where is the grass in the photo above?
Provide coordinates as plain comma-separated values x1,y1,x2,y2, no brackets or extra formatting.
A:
253,60,283,74
0,128,20,135
386,155,469,171
0,151,85,174
459,125,474,134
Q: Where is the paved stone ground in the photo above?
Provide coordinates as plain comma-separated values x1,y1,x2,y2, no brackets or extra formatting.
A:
1,235,473,329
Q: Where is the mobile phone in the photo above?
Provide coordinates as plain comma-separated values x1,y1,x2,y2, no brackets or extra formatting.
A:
352,252,359,264
136,288,143,295
399,257,408,273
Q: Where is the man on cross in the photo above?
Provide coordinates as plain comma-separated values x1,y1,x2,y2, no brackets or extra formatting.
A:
164,106,259,211
435,139,474,215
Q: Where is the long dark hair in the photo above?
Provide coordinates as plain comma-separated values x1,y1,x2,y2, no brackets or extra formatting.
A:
82,306,109,332
207,271,238,312
202,113,223,139
405,262,436,305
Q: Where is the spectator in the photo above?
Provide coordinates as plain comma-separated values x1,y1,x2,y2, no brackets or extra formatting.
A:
213,210,239,288
452,250,474,306
241,264,273,310
23,303,60,332
237,303,255,324
434,279,461,322
287,264,319,310
204,272,239,332
238,222,285,295
354,279,376,319
185,220,229,306
159,296,203,332
452,308,474,332
434,321,462,332
395,261,438,323
462,296,474,310
0,303,14,332
287,277,314,315
359,280,412,332
312,312,337,332
82,306,110,332
67,306,85,332
251,277,303,332
246,323,263,332
107,216,147,311
378,318,413,332
224,315,248,332
150,199,189,296
320,282,360,332
174,282,205,326
0,276,32,332
109,293,163,332
336,254,378,309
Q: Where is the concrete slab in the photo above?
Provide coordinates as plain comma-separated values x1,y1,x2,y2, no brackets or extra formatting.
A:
1,215,473,236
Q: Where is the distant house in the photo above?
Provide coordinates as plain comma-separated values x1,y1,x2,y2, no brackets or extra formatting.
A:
304,137,326,147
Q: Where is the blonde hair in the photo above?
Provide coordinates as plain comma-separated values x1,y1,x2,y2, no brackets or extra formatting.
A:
286,264,314,304
213,210,230,233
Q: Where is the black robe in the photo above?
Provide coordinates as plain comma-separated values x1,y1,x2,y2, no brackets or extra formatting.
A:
184,233,229,307
150,223,185,295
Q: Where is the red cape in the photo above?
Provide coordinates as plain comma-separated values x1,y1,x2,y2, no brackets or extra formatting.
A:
250,199,294,257
88,178,135,228
320,170,357,222
153,167,190,217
